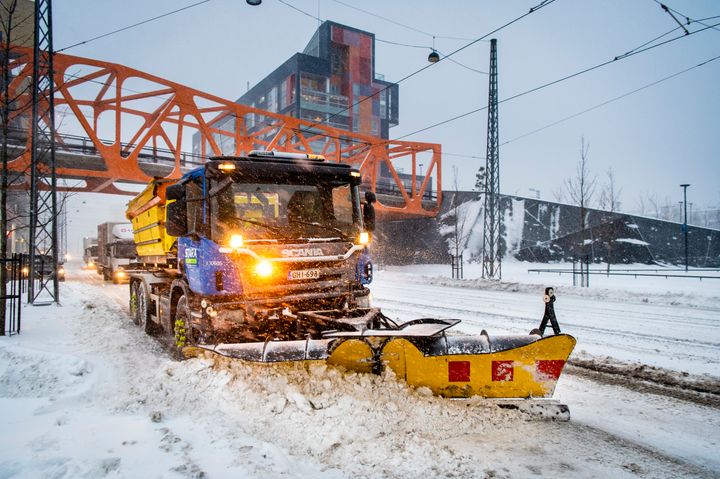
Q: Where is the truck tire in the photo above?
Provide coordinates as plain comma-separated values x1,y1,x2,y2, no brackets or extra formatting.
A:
129,281,140,325
173,295,197,350
137,284,155,335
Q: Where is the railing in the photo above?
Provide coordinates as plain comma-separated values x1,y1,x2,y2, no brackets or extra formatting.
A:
300,88,349,111
1,254,26,336
527,268,720,281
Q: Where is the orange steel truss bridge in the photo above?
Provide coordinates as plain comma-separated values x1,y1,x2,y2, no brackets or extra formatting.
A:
4,46,442,219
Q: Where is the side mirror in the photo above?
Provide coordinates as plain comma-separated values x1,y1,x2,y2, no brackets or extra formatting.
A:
362,202,375,233
166,200,188,237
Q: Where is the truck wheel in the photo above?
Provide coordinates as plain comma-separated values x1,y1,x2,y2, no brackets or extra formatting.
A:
174,295,197,350
129,281,140,325
137,284,155,335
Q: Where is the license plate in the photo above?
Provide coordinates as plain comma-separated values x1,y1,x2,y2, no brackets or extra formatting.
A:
288,269,321,281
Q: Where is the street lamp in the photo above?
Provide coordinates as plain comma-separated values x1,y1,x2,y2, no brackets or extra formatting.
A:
428,36,440,63
680,183,690,272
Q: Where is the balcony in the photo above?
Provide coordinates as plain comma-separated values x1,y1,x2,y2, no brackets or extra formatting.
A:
299,88,349,115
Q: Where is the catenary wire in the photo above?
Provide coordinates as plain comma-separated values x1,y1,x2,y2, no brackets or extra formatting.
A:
501,54,720,146
395,20,720,140
56,0,211,53
653,0,720,33
298,0,559,133
277,0,489,75
54,19,719,161
330,0,476,41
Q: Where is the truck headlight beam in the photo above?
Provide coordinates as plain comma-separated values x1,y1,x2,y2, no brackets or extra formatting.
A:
255,260,273,278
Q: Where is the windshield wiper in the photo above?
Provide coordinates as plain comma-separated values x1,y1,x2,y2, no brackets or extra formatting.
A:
233,217,291,241
289,219,349,240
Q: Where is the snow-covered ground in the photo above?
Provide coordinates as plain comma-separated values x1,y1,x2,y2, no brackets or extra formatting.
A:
1,260,718,478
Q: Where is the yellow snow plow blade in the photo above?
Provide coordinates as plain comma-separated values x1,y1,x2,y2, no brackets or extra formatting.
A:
189,309,576,399
380,334,576,398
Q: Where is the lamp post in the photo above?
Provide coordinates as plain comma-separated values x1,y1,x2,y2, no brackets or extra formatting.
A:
680,184,690,271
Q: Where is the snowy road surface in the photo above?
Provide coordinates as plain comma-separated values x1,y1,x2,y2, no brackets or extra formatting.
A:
0,262,718,478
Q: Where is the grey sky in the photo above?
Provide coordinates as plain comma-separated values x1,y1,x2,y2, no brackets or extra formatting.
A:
54,0,719,217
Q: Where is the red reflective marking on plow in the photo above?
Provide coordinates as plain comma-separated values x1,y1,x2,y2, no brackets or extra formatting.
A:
492,360,514,382
448,361,471,382
536,360,566,379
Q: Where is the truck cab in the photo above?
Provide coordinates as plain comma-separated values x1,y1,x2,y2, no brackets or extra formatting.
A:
132,151,373,343
83,242,98,270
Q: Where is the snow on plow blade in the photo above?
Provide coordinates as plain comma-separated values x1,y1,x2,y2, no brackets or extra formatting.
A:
188,313,576,400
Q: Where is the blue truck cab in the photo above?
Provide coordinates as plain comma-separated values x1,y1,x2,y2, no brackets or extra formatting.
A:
156,151,374,343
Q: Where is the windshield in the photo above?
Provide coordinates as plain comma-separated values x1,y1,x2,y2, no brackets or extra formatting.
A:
114,243,137,259
211,179,361,243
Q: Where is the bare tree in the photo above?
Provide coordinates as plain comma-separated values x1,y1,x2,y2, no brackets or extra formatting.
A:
445,166,473,277
660,196,677,222
1,0,21,334
598,168,621,213
564,137,597,232
563,137,596,286
635,194,646,216
647,193,660,219
598,168,622,273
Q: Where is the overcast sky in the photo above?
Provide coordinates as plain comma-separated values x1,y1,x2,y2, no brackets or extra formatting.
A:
52,0,719,252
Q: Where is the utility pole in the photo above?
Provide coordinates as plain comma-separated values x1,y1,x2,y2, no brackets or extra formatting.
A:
680,184,690,272
28,0,59,304
481,38,501,280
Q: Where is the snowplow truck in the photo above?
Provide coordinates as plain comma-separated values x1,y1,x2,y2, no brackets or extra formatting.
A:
126,151,576,403
126,151,373,344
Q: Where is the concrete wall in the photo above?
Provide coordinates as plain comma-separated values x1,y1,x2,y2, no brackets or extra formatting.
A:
374,191,720,267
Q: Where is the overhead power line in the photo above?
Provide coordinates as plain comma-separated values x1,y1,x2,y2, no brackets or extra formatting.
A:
653,0,720,33
277,0,489,75
501,54,720,146
56,0,211,53
299,0,559,132
395,19,720,140
330,0,476,41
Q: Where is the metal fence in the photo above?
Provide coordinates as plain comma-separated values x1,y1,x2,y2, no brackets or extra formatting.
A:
1,254,26,335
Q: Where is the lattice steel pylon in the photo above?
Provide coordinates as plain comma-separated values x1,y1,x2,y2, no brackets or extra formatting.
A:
481,38,501,280
27,0,59,304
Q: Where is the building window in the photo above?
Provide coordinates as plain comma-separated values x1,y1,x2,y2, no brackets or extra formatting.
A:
267,86,278,113
300,72,326,92
331,45,348,75
280,80,288,110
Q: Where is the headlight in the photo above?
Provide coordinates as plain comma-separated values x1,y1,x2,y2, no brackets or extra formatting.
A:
254,260,273,277
358,231,370,245
58,267,65,275
21,267,29,275
229,234,244,249
88,261,94,267
115,270,126,278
